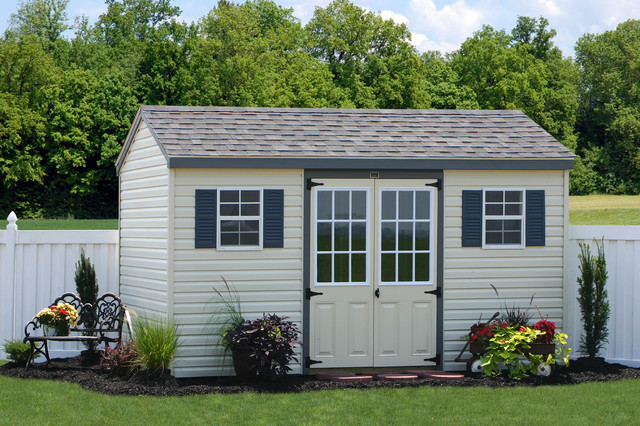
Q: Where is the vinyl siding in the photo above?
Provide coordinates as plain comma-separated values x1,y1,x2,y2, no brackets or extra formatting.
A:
442,170,568,371
171,168,304,378
119,121,169,318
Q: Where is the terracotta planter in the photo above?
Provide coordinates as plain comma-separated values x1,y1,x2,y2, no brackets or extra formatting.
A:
231,346,258,379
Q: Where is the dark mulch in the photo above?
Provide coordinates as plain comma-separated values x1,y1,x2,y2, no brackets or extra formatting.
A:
1,356,639,397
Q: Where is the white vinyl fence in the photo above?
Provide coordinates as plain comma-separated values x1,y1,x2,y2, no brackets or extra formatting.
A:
566,225,640,367
0,213,119,359
2,212,640,367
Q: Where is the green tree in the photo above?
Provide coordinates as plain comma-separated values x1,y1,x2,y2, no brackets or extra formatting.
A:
7,0,70,43
575,20,640,193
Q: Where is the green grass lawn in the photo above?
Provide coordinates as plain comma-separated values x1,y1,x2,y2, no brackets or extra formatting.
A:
0,374,638,424
569,195,640,225
0,218,118,230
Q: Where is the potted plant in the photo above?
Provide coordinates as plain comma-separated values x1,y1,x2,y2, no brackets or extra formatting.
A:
36,302,79,336
221,313,301,380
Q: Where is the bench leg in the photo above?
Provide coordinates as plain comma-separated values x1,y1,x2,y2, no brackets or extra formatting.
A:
25,341,51,370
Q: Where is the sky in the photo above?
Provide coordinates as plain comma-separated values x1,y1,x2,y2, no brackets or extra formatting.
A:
1,0,639,57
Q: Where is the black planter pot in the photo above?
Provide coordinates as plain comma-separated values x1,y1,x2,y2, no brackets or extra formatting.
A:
231,346,258,380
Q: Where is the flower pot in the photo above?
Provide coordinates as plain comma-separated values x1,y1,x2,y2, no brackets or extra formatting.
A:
44,321,70,336
231,346,258,380
469,341,555,356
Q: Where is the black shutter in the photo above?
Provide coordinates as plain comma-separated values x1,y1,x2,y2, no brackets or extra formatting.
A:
526,190,545,246
462,190,483,247
263,189,284,248
195,189,217,248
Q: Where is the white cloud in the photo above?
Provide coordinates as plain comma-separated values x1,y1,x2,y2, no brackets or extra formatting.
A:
409,0,484,46
533,0,563,18
411,31,459,53
379,10,409,26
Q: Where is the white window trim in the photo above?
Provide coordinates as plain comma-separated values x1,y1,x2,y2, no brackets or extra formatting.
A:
313,187,371,287
378,187,435,286
481,188,525,249
217,188,263,251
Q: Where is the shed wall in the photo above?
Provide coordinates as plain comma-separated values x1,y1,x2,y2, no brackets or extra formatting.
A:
171,168,304,378
442,170,568,370
119,121,170,317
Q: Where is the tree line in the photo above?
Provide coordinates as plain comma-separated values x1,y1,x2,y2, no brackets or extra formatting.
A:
1,0,639,218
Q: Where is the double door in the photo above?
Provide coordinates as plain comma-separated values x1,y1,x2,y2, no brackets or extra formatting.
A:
309,179,437,368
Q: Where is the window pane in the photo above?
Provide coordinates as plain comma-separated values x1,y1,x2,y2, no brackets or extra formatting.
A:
415,253,429,282
504,204,522,215
398,222,413,251
241,190,260,202
351,223,366,251
485,204,503,216
334,222,349,251
220,190,239,202
486,220,503,231
485,191,503,202
381,191,396,220
240,233,259,245
221,233,239,245
505,191,522,202
220,204,239,216
504,231,521,244
351,254,366,282
381,254,396,282
317,223,332,251
352,191,366,220
334,254,349,282
381,222,396,251
220,220,239,232
486,231,502,244
399,191,414,219
317,254,331,282
415,222,429,250
504,220,522,231
241,204,260,216
416,191,430,219
240,220,259,232
335,191,350,220
398,253,413,282
317,192,332,220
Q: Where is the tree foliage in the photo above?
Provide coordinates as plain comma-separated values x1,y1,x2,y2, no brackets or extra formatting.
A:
0,1,637,218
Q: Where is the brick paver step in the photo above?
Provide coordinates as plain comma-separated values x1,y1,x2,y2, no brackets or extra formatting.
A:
331,375,374,383
377,374,420,381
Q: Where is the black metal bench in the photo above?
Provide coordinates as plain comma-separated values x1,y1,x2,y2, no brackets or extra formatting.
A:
24,292,124,368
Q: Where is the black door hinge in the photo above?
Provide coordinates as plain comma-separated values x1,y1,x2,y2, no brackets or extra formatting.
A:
425,180,442,190
307,179,324,190
305,357,323,368
424,287,442,297
305,288,324,299
424,354,441,365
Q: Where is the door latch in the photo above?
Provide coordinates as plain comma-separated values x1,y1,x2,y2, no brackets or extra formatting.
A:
374,288,380,298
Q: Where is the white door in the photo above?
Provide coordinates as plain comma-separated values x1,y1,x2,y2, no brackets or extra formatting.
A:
309,179,437,368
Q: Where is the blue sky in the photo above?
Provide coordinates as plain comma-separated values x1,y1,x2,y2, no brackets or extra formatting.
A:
1,0,639,56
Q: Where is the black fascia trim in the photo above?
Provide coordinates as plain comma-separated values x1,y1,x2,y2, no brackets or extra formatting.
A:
167,157,575,171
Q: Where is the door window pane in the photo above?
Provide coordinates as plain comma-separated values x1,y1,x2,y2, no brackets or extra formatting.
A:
381,192,396,220
415,222,429,250
398,222,414,251
317,223,332,251
416,191,430,219
334,222,349,251
398,191,414,219
352,191,367,219
334,191,350,220
317,191,333,220
351,223,366,251
415,253,429,282
351,254,366,282
334,254,349,282
398,254,413,282
317,254,331,283
381,222,396,251
381,254,396,282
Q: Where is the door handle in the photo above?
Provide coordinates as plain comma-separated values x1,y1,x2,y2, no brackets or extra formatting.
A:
375,288,380,298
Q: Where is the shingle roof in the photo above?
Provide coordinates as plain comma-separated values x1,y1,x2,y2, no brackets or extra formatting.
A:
135,105,574,161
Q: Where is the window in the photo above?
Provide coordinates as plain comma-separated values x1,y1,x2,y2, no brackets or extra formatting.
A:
218,189,262,248
483,189,524,248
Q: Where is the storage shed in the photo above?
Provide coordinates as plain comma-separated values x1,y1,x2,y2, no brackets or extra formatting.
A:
116,106,575,378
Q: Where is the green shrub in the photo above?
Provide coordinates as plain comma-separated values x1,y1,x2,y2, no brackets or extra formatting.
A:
75,249,99,352
577,238,610,358
131,315,178,372
3,339,38,365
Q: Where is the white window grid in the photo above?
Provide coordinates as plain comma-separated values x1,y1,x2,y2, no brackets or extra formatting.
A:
378,188,435,286
217,188,263,250
314,188,370,286
482,188,525,249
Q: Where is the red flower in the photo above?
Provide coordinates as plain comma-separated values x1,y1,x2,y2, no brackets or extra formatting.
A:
490,324,496,330
501,339,506,344
487,332,493,337
519,327,526,333
501,323,507,328
471,335,478,341
60,308,66,315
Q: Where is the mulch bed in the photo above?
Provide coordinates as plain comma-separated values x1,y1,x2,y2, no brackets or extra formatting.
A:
2,356,639,397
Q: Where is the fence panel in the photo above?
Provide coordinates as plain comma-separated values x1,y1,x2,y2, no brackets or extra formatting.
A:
0,218,119,360
567,226,640,367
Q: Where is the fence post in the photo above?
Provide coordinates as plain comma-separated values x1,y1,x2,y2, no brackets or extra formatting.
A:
1,212,17,356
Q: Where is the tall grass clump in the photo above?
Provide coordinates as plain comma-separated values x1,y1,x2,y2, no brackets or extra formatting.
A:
212,277,244,343
131,316,178,372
